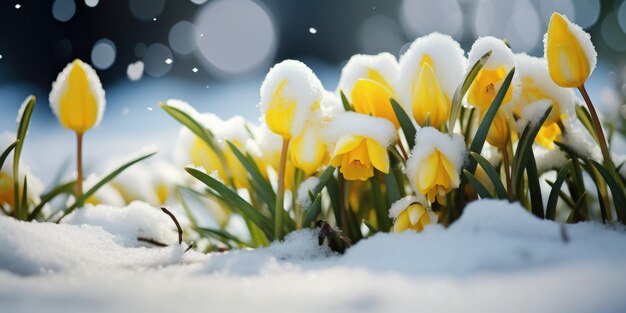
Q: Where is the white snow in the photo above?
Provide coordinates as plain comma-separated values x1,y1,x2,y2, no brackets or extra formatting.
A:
336,52,398,100
296,176,320,208
405,127,466,195
468,36,515,72
397,32,466,111
388,195,423,219
543,13,597,77
259,60,324,138
1,199,626,312
323,112,396,150
126,61,144,81
49,60,106,129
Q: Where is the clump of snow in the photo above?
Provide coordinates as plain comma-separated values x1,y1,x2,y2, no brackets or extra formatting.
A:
534,147,568,173
336,53,398,99
543,13,597,76
62,201,179,246
320,91,343,120
516,99,554,132
259,60,324,137
405,127,466,194
389,195,422,219
126,61,144,81
323,112,396,149
296,176,320,209
468,36,515,72
397,32,466,110
560,119,602,161
49,59,106,129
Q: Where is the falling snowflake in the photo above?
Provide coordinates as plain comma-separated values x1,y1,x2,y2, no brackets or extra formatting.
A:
165,58,173,65
192,67,198,73
147,107,153,111
15,4,21,9
309,27,317,34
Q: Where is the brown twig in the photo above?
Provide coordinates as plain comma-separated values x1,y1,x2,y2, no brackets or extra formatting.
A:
137,237,168,247
161,207,183,244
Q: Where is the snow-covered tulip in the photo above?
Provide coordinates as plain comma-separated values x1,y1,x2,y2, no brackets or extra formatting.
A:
406,127,465,203
398,33,466,129
544,13,596,88
336,53,399,128
325,112,396,181
49,59,105,197
260,60,323,139
467,37,517,111
389,196,437,232
290,124,328,176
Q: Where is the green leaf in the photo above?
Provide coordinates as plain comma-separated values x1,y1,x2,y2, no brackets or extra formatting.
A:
390,98,416,150
546,160,572,220
575,104,598,143
13,95,36,220
226,141,276,210
526,152,544,219
175,188,199,228
160,102,233,186
19,176,28,220
0,141,17,170
448,51,492,133
58,150,157,221
340,90,354,112
370,173,390,231
185,167,274,240
326,175,342,229
362,219,378,235
585,159,610,223
463,169,493,199
302,193,322,227
384,169,402,207
512,106,553,192
590,160,626,222
27,180,75,220
470,152,507,199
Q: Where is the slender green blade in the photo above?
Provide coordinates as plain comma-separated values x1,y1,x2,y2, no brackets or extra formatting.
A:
28,180,76,220
590,160,626,222
340,90,353,112
448,51,492,134
326,175,342,229
302,193,322,227
512,106,552,191
463,169,493,199
0,141,17,170
384,169,402,207
13,95,36,220
526,152,544,218
546,160,572,220
19,176,28,220
363,219,378,235
470,152,507,199
58,150,157,221
390,98,416,150
226,141,276,210
575,104,598,143
185,167,274,240
370,173,390,231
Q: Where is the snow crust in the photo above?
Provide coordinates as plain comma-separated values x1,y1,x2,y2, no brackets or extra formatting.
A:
336,52,399,99
1,200,626,312
323,112,396,149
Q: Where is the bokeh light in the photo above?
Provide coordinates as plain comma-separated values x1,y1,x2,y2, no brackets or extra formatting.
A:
52,0,76,22
169,21,199,57
84,0,99,8
474,0,541,53
601,12,626,52
143,43,173,77
127,61,144,81
357,15,404,56
91,38,116,70
194,0,277,77
400,0,463,40
129,0,165,22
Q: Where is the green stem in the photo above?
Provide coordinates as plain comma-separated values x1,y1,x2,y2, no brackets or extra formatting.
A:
76,132,84,199
501,145,513,200
274,138,289,241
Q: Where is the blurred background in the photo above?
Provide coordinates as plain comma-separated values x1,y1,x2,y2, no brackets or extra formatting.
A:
1,0,626,182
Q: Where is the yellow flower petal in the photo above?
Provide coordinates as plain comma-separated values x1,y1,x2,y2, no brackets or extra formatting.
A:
411,57,450,129
0,171,14,208
535,122,562,150
366,139,389,174
58,60,99,134
468,66,512,110
190,137,226,182
290,127,328,176
393,210,412,232
265,80,298,139
546,13,591,88
351,78,400,129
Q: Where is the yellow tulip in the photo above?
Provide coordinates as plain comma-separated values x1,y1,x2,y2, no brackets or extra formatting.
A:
350,78,399,129
468,66,513,110
392,202,434,232
330,135,389,181
406,127,465,203
545,13,596,88
417,149,460,203
49,59,105,134
290,126,328,176
337,52,398,100
190,136,227,182
260,60,323,139
535,122,562,150
485,111,511,149
411,55,449,128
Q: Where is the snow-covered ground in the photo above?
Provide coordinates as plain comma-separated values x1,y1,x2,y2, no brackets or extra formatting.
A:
1,199,625,313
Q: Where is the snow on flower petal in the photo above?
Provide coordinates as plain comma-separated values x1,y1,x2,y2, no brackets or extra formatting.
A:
337,52,398,100
398,32,466,128
49,59,106,134
389,196,437,233
544,12,597,88
406,127,465,203
260,60,323,139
